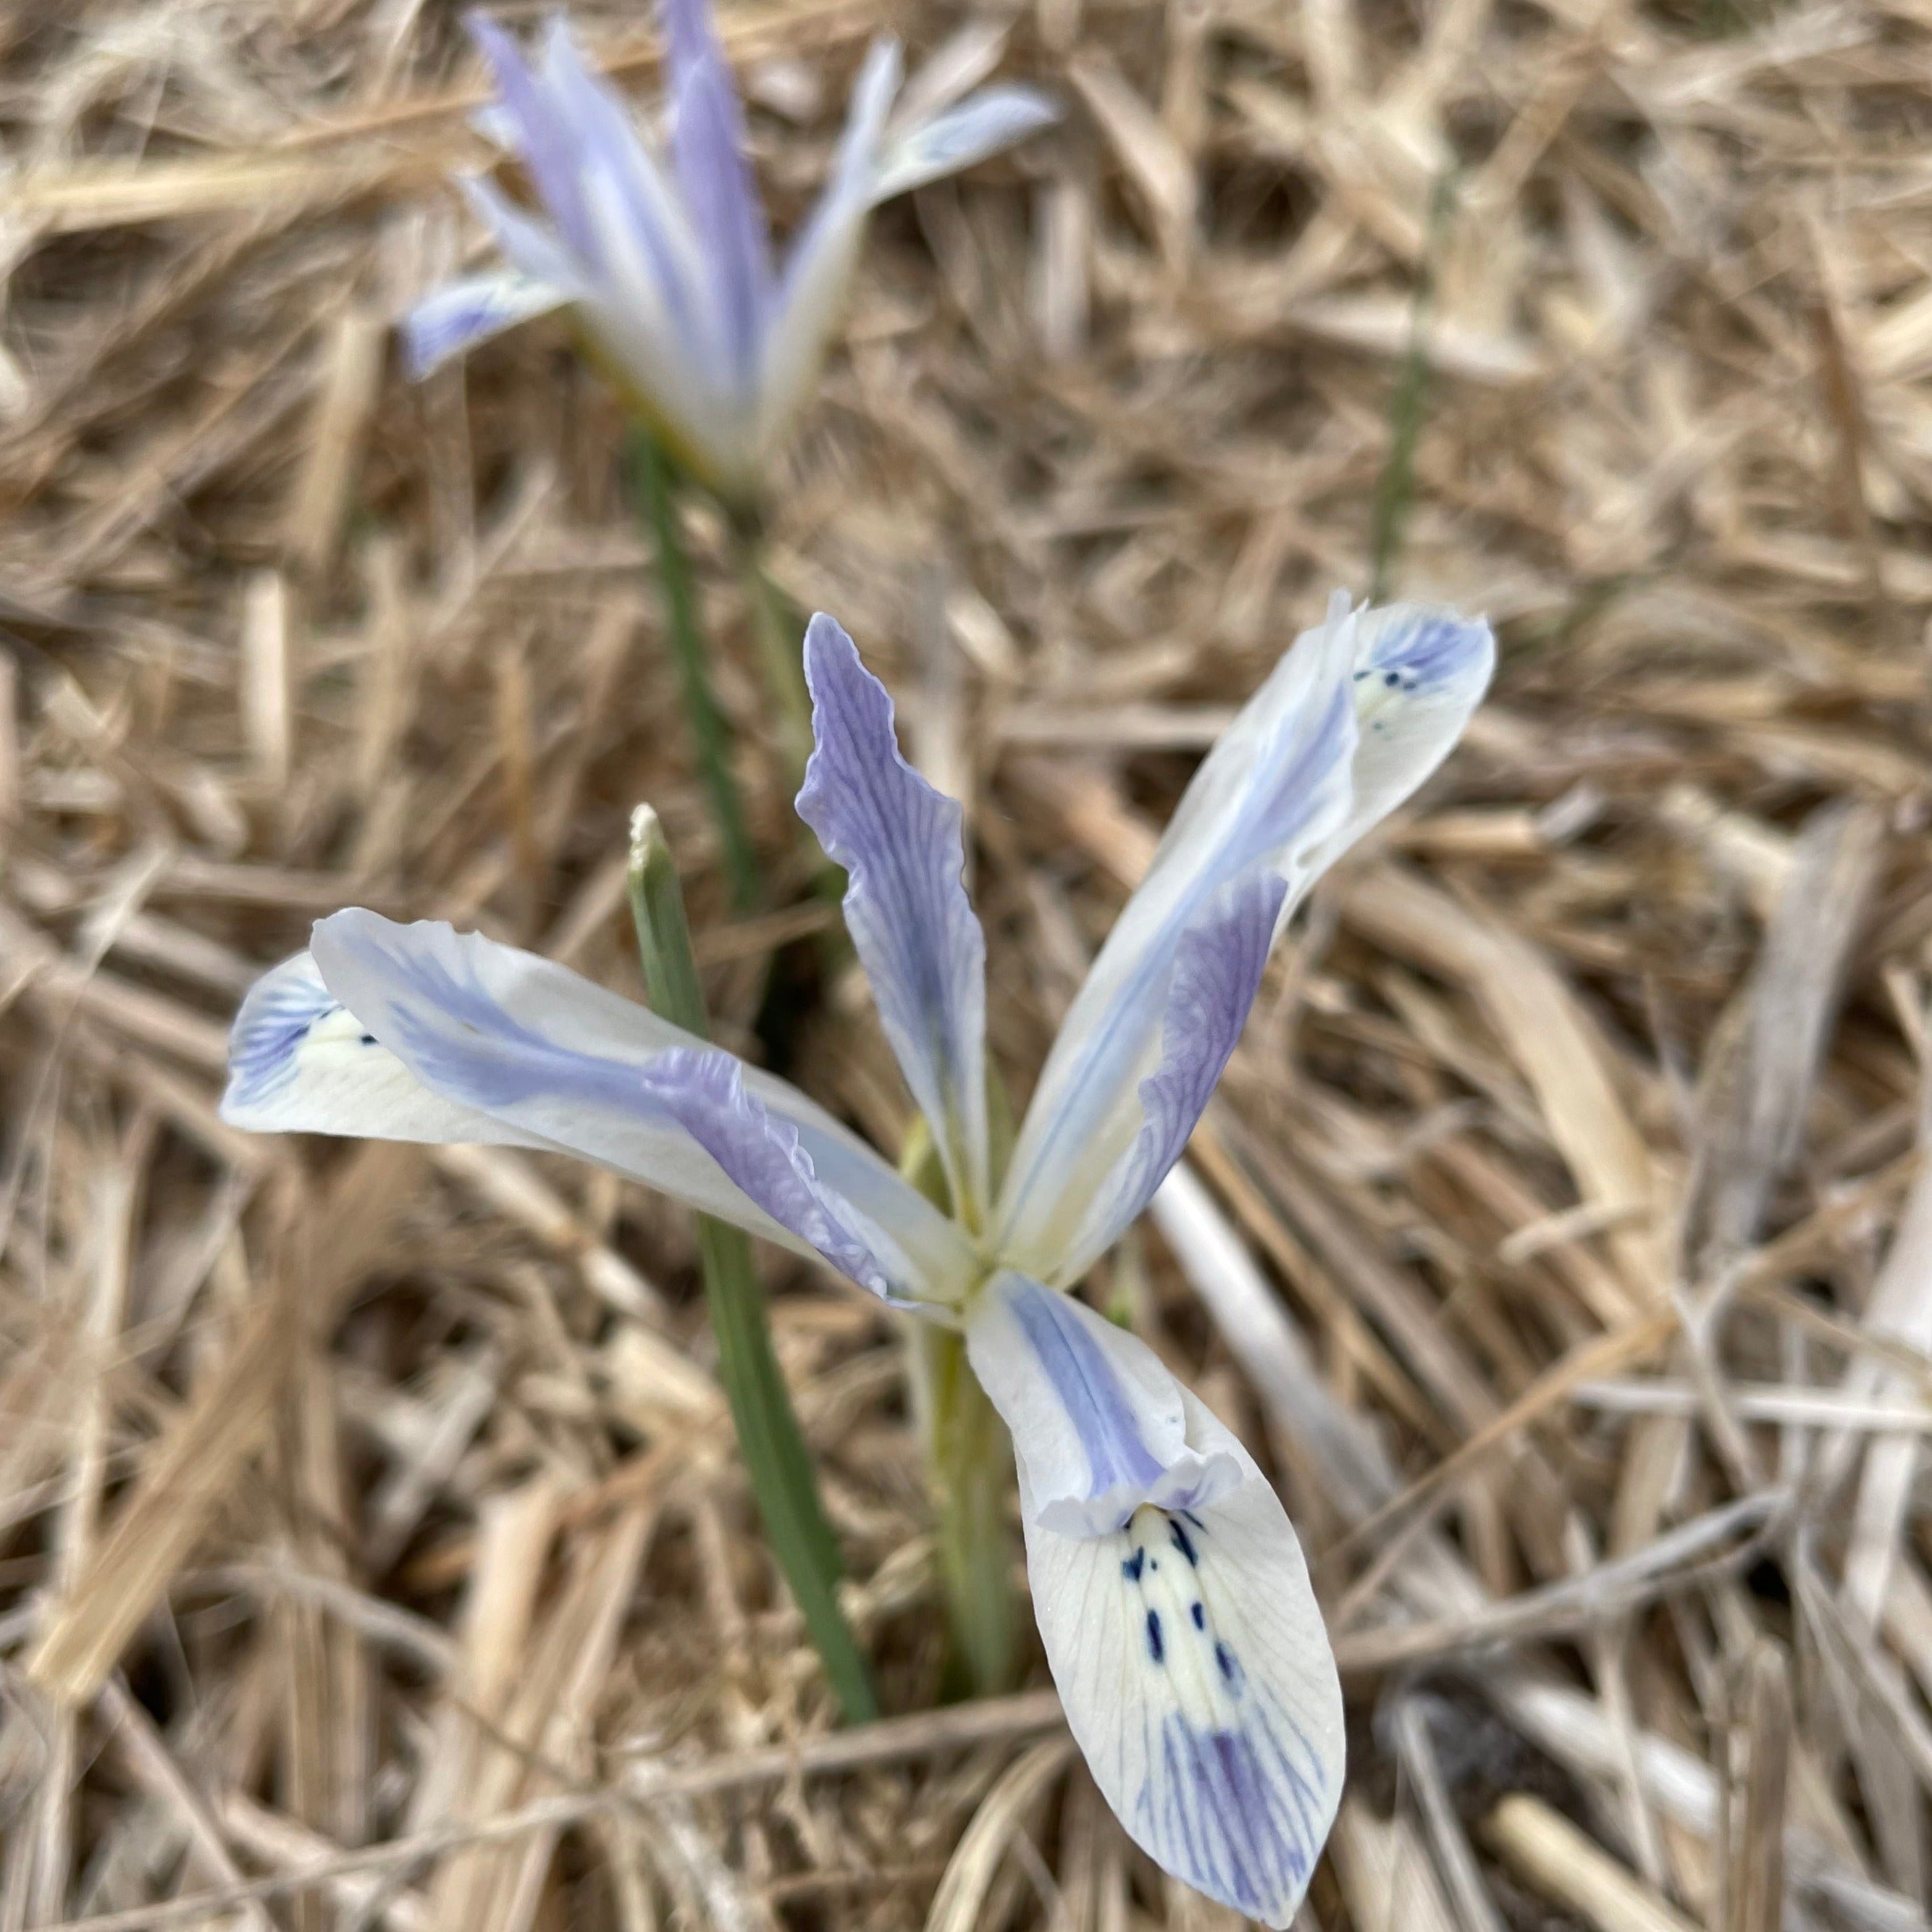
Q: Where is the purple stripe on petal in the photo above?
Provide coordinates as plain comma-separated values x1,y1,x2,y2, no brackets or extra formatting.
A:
226,953,339,1108
1006,1279,1169,1503
966,1274,1243,1537
401,272,568,379
659,0,772,382
1059,870,1288,1277
537,20,705,356
1143,1707,1329,1924
997,633,1357,1278
1019,1382,1343,1928
466,12,600,265
870,85,1060,203
340,930,894,1290
796,613,990,1222
306,911,952,1295
635,1046,899,1300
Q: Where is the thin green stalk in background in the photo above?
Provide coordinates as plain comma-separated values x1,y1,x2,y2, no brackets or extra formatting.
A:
1369,170,1458,604
630,434,760,912
628,806,878,1723
727,508,814,784
900,1117,1020,1699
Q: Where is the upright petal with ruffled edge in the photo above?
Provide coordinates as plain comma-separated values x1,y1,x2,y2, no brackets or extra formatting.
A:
796,614,991,1227
965,1272,1345,1927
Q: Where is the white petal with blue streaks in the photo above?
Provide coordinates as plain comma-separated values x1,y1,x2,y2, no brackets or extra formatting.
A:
1015,1379,1345,1928
871,85,1060,201
759,41,901,459
796,613,991,1227
221,951,535,1147
1051,869,1288,1285
965,1272,1242,1538
302,910,977,1302
402,272,570,379
996,603,1358,1280
1328,600,1495,861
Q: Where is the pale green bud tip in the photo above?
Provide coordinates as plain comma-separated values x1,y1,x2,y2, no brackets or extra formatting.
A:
628,802,669,881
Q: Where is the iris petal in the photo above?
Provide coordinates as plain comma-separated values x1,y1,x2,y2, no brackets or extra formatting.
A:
996,605,1358,1278
796,615,991,1226
242,910,975,1301
659,0,773,385
1053,870,1288,1282
965,1272,1344,1925
401,272,569,379
964,1272,1240,1537
870,85,1060,202
759,41,902,457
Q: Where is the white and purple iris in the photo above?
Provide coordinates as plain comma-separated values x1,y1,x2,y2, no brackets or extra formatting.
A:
406,1,1056,500
221,592,1492,1923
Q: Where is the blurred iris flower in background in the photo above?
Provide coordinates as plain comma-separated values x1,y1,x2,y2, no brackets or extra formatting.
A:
222,591,1491,1925
406,0,1057,501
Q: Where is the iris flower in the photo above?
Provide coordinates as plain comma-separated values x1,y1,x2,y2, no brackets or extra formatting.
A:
222,593,1491,1923
405,0,1056,500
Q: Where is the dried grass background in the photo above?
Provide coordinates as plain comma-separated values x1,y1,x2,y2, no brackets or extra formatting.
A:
1,0,1931,1926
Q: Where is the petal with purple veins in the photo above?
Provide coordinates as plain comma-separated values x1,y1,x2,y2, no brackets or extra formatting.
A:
274,910,974,1301
967,1288,1345,1928
635,1046,899,1301
870,85,1060,202
964,1272,1242,1537
1052,869,1288,1282
401,272,570,379
796,613,991,1227
658,0,773,385
996,605,1358,1279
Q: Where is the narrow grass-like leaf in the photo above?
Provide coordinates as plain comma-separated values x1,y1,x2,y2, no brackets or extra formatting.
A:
631,434,760,912
726,509,814,784
1370,171,1458,603
627,807,878,1721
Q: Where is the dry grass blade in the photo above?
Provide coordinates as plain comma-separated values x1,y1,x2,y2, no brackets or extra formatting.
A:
26,1148,426,1702
1484,1796,1699,1932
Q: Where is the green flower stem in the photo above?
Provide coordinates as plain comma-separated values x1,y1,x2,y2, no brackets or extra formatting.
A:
900,1119,1020,1698
1369,169,1458,603
628,807,878,1723
727,511,814,785
914,1319,1020,1698
630,434,760,913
